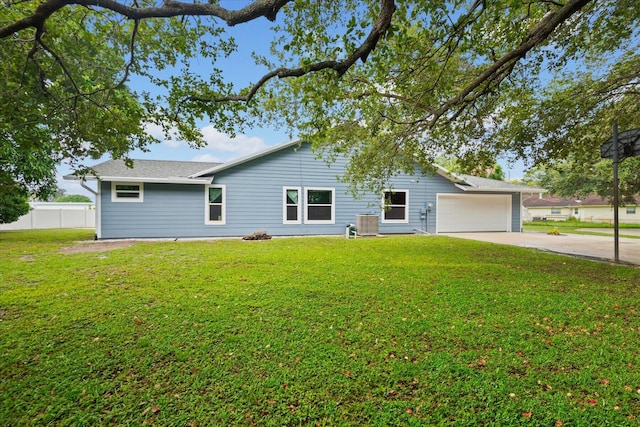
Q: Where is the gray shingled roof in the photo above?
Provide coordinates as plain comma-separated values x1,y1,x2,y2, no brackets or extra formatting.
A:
85,159,221,179
459,174,545,192
66,144,545,195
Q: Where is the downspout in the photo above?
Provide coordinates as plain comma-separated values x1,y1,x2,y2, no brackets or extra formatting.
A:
80,181,97,197
80,181,100,240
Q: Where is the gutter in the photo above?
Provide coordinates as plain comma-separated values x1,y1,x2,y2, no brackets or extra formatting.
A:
454,184,548,194
67,175,213,185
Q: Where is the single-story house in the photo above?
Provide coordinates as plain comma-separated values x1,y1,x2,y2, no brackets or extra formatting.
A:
66,140,545,239
523,194,640,224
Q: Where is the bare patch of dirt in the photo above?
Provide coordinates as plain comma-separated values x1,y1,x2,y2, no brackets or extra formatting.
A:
60,240,136,254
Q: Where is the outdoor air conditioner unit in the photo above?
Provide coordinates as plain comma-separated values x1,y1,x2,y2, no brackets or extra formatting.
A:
356,214,379,236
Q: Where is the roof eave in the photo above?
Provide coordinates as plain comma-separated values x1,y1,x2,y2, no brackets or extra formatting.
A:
433,164,470,185
455,184,547,193
63,175,213,185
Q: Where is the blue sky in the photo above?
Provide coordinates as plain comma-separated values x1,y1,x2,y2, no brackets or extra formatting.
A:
59,2,526,199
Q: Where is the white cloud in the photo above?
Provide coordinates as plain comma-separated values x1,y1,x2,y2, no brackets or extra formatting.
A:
200,125,267,154
143,122,183,148
144,123,268,155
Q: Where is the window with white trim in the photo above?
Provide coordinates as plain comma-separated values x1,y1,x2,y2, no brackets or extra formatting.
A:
283,187,301,224
551,208,561,215
382,190,409,223
205,185,226,225
305,187,335,224
627,207,636,214
111,182,143,202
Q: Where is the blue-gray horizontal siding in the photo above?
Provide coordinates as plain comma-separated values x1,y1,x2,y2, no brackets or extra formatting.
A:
98,144,520,238
213,147,445,237
512,192,522,231
100,182,210,238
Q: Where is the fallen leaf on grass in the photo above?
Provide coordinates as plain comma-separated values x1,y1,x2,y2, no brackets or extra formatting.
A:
468,359,486,369
522,412,532,418
342,369,352,378
588,399,598,406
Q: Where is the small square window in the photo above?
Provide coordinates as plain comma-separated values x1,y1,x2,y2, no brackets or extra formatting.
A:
627,207,636,214
111,182,143,202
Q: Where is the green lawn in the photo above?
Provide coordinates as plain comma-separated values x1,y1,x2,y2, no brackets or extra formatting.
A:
1,229,639,426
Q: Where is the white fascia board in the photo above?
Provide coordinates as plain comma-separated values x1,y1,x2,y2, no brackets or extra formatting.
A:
76,176,213,185
63,174,87,181
433,164,470,185
190,139,303,178
454,183,548,193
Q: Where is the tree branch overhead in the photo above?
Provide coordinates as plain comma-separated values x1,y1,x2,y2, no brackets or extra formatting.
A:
0,0,294,38
3,0,636,200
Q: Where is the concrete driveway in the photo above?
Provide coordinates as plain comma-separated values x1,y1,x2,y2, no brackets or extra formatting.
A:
442,231,640,265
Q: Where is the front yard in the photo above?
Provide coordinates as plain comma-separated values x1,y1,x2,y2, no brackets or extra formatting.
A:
1,229,638,426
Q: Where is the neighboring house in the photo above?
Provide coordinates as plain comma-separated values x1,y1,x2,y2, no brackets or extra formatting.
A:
65,140,545,239
523,194,640,224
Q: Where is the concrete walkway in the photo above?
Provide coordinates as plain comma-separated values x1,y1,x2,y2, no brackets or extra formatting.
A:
442,231,640,265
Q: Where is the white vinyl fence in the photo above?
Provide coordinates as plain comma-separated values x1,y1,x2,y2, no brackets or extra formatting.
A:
1,202,95,230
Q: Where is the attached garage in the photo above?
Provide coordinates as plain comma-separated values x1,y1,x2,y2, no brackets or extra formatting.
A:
436,194,512,233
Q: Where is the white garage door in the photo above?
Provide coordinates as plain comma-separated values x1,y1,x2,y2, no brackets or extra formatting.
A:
437,194,512,233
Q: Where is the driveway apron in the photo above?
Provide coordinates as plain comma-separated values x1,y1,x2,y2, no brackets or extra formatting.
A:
441,232,640,265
